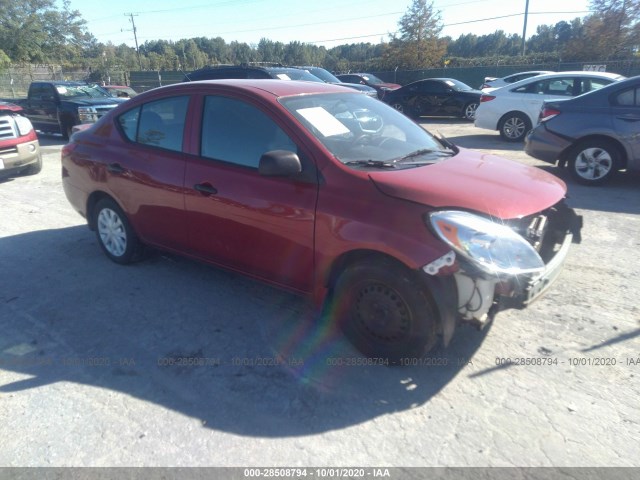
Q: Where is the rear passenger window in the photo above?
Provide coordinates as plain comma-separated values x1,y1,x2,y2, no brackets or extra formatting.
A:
117,96,189,152
200,96,297,168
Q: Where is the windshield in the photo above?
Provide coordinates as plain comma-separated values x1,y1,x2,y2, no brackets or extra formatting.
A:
270,69,324,83
443,79,474,91
306,68,341,84
55,84,112,99
280,92,452,169
361,74,385,85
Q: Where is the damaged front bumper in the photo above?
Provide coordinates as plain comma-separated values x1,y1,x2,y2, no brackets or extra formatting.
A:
423,201,582,344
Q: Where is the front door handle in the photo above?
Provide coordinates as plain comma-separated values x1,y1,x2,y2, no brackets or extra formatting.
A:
194,183,218,195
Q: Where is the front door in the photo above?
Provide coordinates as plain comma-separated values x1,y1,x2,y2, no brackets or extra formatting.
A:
184,95,318,292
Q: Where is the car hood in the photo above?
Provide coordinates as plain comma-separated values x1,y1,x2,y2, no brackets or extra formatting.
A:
0,101,23,113
368,148,567,219
62,98,128,106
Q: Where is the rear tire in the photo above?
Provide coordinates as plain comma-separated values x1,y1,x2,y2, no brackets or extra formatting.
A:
331,260,439,364
93,198,142,264
462,102,479,121
568,139,620,185
498,112,531,142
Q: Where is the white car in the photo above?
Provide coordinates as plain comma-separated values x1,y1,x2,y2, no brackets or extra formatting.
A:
480,70,553,91
474,71,626,142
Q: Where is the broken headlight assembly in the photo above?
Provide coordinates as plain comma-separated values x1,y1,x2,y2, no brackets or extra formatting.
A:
429,210,545,276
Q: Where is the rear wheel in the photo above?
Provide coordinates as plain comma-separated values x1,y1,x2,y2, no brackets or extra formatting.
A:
93,197,142,264
568,139,620,185
498,112,531,142
462,102,479,121
332,261,438,364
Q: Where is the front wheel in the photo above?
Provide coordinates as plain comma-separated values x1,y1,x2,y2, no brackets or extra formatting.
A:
462,102,479,121
331,261,439,364
498,112,531,142
568,139,620,185
93,198,142,264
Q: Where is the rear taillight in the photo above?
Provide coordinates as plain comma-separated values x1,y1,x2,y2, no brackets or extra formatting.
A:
539,107,561,122
480,95,496,102
61,142,78,158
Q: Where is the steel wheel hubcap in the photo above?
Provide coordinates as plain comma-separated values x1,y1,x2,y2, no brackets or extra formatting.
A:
354,283,410,342
575,148,613,180
98,208,127,257
392,103,404,112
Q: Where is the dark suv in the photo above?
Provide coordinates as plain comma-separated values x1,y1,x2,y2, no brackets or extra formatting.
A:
185,64,324,83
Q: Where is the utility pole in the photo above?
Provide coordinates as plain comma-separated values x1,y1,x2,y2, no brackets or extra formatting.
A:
521,0,530,56
124,13,143,70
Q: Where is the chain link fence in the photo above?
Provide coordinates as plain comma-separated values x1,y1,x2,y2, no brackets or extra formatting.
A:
0,65,129,99
2,61,639,99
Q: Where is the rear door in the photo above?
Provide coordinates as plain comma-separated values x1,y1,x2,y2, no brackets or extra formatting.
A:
25,83,58,130
513,76,578,125
184,94,318,292
108,95,191,251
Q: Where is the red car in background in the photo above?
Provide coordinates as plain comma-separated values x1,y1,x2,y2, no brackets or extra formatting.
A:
61,80,582,363
335,73,401,98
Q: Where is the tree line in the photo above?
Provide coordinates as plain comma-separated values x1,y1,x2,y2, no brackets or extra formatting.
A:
1,0,638,80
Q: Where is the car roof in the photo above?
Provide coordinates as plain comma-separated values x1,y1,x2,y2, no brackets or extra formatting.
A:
149,79,354,98
492,70,626,92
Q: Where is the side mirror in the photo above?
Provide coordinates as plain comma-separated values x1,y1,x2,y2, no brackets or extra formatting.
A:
259,150,302,177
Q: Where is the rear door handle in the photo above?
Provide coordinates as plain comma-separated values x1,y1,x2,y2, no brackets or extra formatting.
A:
194,183,218,195
107,163,125,174
616,115,640,122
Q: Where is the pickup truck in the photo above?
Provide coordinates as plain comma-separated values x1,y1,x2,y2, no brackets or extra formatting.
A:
0,101,41,176
3,81,127,139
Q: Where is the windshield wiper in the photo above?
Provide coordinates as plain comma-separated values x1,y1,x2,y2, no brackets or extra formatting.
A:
393,148,454,163
344,159,397,169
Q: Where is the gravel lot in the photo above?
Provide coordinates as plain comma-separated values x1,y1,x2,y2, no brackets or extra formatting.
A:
1,119,639,468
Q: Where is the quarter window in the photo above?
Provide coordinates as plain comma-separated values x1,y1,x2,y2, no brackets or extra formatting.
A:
117,96,189,152
200,96,297,168
614,87,639,106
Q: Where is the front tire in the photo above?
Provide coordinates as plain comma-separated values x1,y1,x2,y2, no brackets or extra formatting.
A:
332,261,439,364
568,139,620,185
498,112,531,142
93,198,141,264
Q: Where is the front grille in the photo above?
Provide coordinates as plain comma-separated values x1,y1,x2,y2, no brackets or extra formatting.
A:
0,146,18,155
0,117,17,140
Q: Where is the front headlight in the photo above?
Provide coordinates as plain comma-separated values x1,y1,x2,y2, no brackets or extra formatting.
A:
429,210,544,275
14,115,34,136
78,106,98,123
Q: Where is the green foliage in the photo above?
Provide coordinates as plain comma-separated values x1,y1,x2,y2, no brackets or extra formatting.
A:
0,0,638,75
381,0,447,69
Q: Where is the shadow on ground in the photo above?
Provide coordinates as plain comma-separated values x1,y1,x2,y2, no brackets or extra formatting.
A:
0,226,489,438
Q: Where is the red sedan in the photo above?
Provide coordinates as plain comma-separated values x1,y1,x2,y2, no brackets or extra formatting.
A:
62,80,582,363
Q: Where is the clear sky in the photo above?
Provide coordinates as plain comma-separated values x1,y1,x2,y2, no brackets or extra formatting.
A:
68,0,592,49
